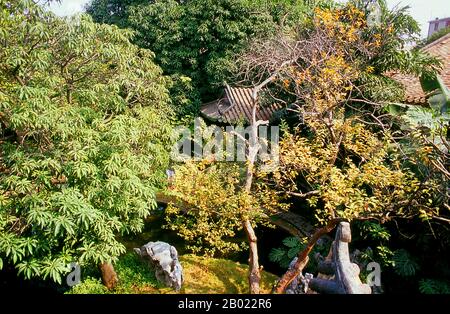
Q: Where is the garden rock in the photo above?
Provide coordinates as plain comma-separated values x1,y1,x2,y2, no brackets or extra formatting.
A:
134,241,183,291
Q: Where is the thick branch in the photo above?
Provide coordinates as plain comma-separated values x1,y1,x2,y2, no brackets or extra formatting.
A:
272,218,344,294
251,58,296,100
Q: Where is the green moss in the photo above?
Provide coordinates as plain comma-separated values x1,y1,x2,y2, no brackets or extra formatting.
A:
66,253,161,294
113,252,161,293
67,253,278,294
175,254,278,294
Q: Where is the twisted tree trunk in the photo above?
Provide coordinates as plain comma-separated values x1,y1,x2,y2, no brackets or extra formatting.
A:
243,219,261,294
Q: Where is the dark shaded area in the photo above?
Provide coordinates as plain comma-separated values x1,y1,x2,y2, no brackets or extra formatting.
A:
119,206,187,255
352,219,450,294
0,264,65,294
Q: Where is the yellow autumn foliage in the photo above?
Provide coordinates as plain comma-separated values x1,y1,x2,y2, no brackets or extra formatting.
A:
164,160,286,256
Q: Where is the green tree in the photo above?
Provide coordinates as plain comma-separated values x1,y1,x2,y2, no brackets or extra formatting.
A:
165,160,274,257
87,0,321,105
0,0,174,284
349,0,440,103
126,0,278,100
85,0,150,28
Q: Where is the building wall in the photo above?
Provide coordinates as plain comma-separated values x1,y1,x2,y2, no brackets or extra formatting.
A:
428,18,450,38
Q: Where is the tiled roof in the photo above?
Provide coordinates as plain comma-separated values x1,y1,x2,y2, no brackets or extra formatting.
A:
200,85,282,124
390,33,450,104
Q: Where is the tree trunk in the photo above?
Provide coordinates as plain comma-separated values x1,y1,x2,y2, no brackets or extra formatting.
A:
242,146,261,293
272,219,342,294
243,219,261,294
235,93,267,294
100,262,118,290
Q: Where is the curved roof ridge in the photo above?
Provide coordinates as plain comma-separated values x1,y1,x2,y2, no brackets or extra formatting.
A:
422,32,450,52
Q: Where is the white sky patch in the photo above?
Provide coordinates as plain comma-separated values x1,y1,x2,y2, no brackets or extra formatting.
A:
49,0,450,39
48,0,91,17
386,0,450,38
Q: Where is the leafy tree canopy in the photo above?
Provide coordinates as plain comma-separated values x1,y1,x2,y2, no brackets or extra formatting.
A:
87,0,323,106
238,1,442,225
234,3,446,292
0,0,174,283
86,0,150,28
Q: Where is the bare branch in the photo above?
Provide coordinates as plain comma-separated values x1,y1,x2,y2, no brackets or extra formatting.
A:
285,190,320,198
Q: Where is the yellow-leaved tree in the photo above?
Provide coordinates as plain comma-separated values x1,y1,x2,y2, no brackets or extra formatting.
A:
237,2,443,293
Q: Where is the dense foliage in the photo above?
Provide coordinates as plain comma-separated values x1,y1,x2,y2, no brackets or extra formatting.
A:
0,0,174,283
87,0,325,106
165,158,283,256
238,1,442,225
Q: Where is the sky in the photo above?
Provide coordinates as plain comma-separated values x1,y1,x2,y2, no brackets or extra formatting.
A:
49,0,450,39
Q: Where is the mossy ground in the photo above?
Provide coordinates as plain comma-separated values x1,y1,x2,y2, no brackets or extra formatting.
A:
176,255,277,294
67,253,278,294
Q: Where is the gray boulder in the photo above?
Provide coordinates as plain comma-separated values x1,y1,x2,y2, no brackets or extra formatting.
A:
134,241,183,291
